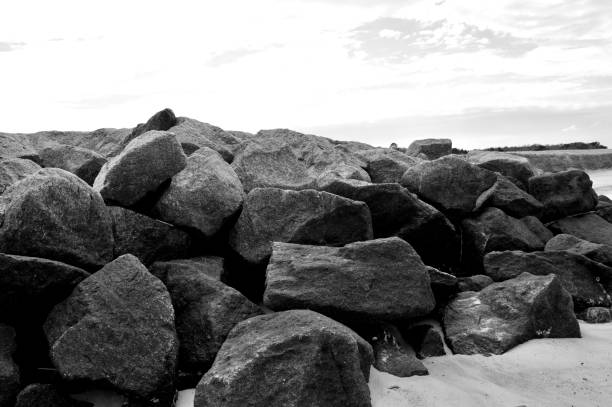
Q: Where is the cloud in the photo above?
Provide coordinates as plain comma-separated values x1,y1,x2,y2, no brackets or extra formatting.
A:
0,41,25,52
349,17,538,61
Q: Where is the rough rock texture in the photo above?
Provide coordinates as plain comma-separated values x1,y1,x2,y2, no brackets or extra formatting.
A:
475,174,543,218
444,273,580,355
577,307,612,324
457,275,494,292
427,266,458,305
14,383,93,407
43,255,179,401
167,117,239,162
127,108,177,145
150,257,225,282
521,215,554,244
528,170,598,221
401,156,497,217
264,238,436,322
229,188,373,265
483,250,612,310
155,148,244,237
545,234,612,267
154,261,262,382
25,128,132,158
548,213,612,246
0,158,41,194
194,310,373,407
598,204,612,223
0,168,114,270
93,130,187,206
37,144,107,185
108,206,192,265
355,148,422,184
466,150,536,190
318,179,459,272
461,207,545,272
369,324,428,377
0,132,38,161
0,324,20,407
406,138,452,160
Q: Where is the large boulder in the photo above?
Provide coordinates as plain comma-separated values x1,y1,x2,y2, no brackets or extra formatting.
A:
483,250,612,310
167,117,239,161
355,148,422,184
545,234,612,267
108,206,192,265
548,213,612,246
528,170,598,221
520,215,554,244
37,144,107,185
194,310,373,407
466,150,536,190
14,384,92,407
318,179,459,272
0,158,41,194
127,108,178,145
155,148,244,237
474,174,543,218
0,324,20,407
0,168,114,270
406,138,452,160
43,255,179,402
264,238,436,322
153,261,262,382
229,188,373,266
93,130,187,206
578,307,612,324
401,156,497,218
444,273,580,355
0,132,37,161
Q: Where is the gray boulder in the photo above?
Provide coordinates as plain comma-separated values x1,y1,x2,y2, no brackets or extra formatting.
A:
466,150,536,190
577,307,612,324
545,234,612,267
14,384,93,407
475,174,543,218
264,238,436,322
406,138,452,160
521,215,554,244
0,324,19,407
444,273,580,355
167,117,238,162
150,257,225,282
194,310,373,407
369,324,428,377
37,144,107,185
457,275,494,292
548,213,612,246
127,108,177,145
355,148,422,184
0,132,37,161
0,158,41,194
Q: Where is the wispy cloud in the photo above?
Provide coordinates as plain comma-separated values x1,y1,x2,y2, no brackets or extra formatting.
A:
0,41,26,52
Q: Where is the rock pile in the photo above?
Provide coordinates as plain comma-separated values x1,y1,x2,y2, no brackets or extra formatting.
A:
0,109,609,406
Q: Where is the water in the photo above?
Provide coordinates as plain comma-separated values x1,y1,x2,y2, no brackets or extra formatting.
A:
588,169,612,198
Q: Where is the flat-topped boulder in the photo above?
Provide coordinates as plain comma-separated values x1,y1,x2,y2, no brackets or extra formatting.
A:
548,213,612,246
167,117,239,161
37,144,107,185
545,234,612,267
406,138,452,160
194,310,373,407
355,148,422,184
466,150,537,190
0,158,41,194
264,238,435,322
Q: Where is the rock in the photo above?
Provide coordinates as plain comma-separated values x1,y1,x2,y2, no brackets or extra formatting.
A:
355,148,422,184
401,156,497,218
457,275,494,292
466,150,536,190
14,383,93,407
444,273,580,355
427,266,458,305
548,213,612,246
528,170,598,221
231,144,314,192
154,260,262,383
600,195,612,203
401,324,446,358
521,215,554,243
44,254,178,402
315,162,371,185
37,144,107,185
0,158,41,194
318,179,459,272
577,307,612,324
167,117,239,162
406,138,452,160
597,204,612,223
545,234,612,267
128,108,177,144
264,238,436,322
0,168,114,270
483,250,612,310
229,187,373,265
150,257,225,282
26,128,132,158
461,208,544,272
475,174,543,218
194,310,373,407
368,324,428,377
155,148,244,237
0,324,20,407
0,253,89,324
0,132,38,161
93,130,187,206
108,206,192,265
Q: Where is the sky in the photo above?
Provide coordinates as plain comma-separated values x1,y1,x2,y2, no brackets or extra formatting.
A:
0,0,611,149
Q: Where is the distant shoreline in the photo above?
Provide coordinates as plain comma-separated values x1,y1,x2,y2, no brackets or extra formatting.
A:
507,149,612,173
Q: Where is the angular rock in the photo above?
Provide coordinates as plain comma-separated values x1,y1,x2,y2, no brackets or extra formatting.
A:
401,156,497,217
597,204,612,223
406,138,452,160
0,324,19,407
109,206,192,265
93,130,186,206
528,170,598,221
0,158,40,194
14,383,93,407
483,250,612,310
0,168,114,270
44,255,178,401
155,148,244,237
37,144,107,185
457,275,494,292
444,273,580,355
150,257,224,282
427,266,458,305
264,238,436,322
577,307,612,324
466,150,536,190
355,148,422,184
368,324,427,377
194,310,373,407
475,174,543,218
229,188,373,265
545,234,612,267
548,213,612,246
167,117,240,162
128,108,177,144
521,215,554,244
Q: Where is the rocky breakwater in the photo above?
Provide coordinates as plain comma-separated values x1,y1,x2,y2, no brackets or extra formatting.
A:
0,108,610,406
506,149,612,173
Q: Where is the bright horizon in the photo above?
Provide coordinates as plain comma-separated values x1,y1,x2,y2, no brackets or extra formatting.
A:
1,0,611,149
